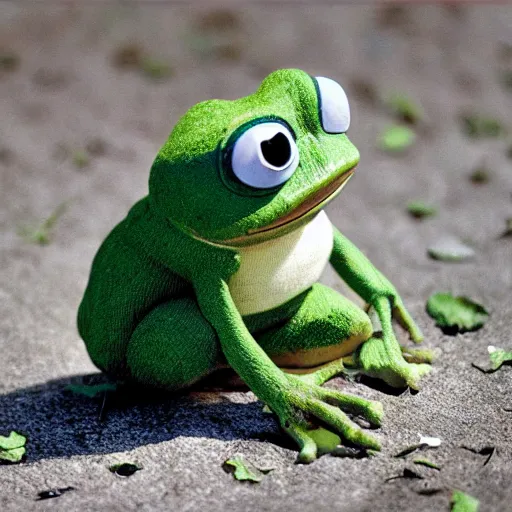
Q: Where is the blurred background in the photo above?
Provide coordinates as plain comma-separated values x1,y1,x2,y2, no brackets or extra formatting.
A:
1,3,512,511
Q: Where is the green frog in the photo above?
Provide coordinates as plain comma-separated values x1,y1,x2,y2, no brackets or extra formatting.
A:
78,69,431,462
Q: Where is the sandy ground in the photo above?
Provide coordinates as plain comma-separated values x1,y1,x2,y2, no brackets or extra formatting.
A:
1,3,512,511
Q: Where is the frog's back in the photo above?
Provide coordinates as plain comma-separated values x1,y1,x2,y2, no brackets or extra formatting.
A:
77,198,188,377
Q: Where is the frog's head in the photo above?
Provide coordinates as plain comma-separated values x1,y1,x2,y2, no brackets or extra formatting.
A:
149,68,359,246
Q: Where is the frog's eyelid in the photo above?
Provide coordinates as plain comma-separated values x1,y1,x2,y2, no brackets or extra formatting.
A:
314,76,350,134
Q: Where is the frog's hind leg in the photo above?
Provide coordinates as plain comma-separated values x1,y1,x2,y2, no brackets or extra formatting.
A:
126,298,221,390
251,283,373,383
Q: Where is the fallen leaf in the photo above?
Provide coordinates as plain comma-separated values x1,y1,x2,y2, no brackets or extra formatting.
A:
426,293,489,334
307,427,341,455
140,58,173,81
413,458,441,470
394,444,423,458
36,487,75,501
0,447,26,463
385,93,424,124
473,346,512,373
0,431,26,450
378,125,416,153
451,490,479,512
0,431,26,463
460,113,504,138
109,462,142,477
469,163,491,184
72,150,89,169
65,383,117,398
406,201,437,220
0,51,20,72
223,455,273,483
427,237,475,262
18,202,68,245
111,43,143,69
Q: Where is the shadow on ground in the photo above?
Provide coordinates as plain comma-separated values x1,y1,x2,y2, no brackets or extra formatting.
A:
0,372,289,463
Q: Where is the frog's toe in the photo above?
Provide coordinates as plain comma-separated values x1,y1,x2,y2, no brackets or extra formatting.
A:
401,346,437,365
284,423,318,463
320,388,383,427
358,337,432,390
402,362,431,390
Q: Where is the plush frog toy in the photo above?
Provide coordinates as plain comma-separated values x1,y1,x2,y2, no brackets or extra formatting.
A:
78,69,431,462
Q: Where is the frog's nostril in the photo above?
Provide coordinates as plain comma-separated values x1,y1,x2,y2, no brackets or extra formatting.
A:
260,132,292,169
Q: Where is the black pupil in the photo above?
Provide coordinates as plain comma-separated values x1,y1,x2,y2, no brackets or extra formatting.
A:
260,132,291,168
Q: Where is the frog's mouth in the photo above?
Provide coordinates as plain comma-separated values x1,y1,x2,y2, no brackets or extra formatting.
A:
222,167,355,246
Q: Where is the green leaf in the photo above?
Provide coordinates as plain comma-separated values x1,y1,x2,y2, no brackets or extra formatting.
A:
307,427,341,455
0,431,26,451
0,447,26,463
451,490,479,512
72,150,89,169
384,93,423,124
140,58,173,81
426,293,489,334
223,455,273,483
0,51,20,72
378,125,416,153
65,383,117,398
109,462,142,477
406,201,437,219
489,348,512,370
0,431,27,463
18,202,68,245
413,458,440,470
473,347,512,373
469,164,491,184
427,237,475,262
460,113,504,138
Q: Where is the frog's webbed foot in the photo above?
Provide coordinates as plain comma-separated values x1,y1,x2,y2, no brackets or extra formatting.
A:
356,336,431,390
271,374,383,463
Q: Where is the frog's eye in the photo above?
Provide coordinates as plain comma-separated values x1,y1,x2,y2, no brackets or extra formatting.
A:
230,122,299,189
315,76,350,134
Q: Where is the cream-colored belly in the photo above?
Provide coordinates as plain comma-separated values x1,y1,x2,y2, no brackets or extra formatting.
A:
228,211,333,316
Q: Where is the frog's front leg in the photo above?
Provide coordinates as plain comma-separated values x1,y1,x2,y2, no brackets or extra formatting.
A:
195,278,382,463
329,227,431,389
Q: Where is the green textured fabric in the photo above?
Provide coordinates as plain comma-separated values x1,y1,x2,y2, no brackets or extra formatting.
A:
148,69,359,242
78,69,431,461
126,285,372,389
252,284,372,358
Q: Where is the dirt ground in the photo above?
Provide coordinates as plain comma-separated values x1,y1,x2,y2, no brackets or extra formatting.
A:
1,3,512,511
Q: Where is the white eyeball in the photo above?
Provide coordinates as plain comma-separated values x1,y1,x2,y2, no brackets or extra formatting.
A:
315,76,350,134
230,122,299,189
